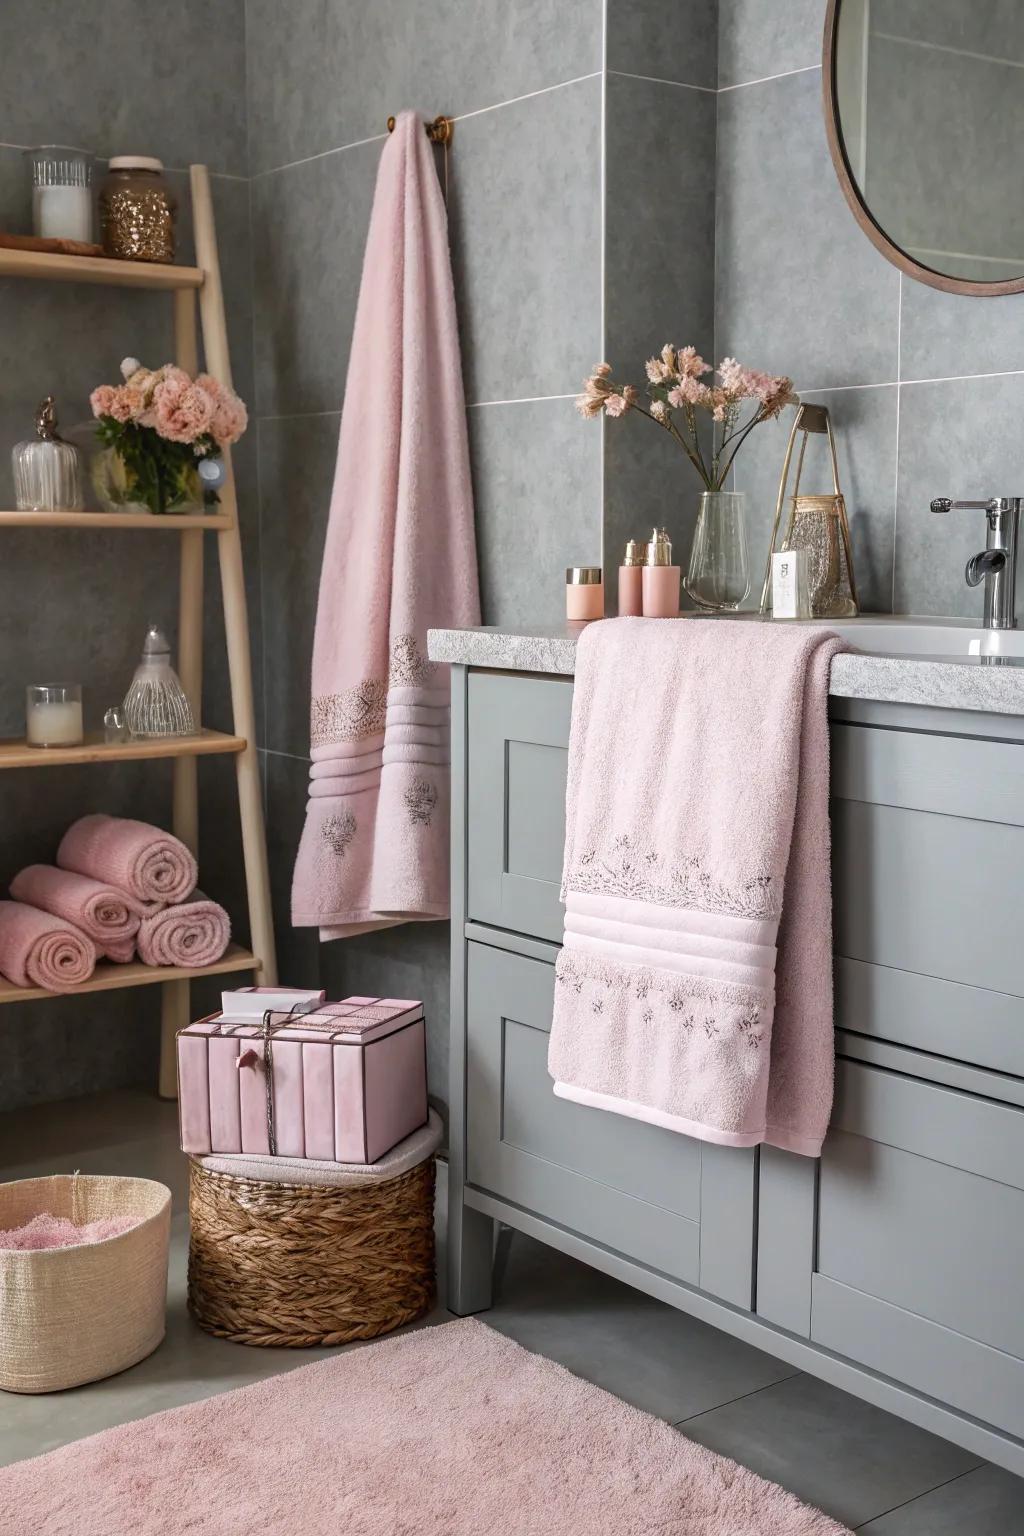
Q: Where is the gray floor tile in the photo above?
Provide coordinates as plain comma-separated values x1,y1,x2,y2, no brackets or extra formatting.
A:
683,1372,982,1531
484,1227,798,1422
857,1464,1024,1534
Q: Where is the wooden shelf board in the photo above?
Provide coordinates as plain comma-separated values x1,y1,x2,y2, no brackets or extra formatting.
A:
0,246,203,290
0,728,246,770
0,944,257,1005
0,510,231,530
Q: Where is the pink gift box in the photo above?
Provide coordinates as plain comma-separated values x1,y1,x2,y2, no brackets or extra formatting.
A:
177,996,428,1164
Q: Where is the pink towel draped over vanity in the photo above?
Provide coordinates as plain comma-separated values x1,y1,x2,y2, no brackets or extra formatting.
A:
291,109,480,939
548,618,844,1158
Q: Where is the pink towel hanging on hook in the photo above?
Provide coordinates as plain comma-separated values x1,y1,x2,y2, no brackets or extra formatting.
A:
291,110,480,939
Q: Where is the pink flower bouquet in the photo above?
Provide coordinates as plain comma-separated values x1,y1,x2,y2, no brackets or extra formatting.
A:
89,358,248,515
576,347,798,491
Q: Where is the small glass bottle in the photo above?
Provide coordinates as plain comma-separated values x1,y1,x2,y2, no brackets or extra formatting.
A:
618,539,644,617
12,397,84,512
123,626,195,738
566,567,604,622
642,528,680,618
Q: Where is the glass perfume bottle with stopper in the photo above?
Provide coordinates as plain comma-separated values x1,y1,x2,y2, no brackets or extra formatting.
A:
123,626,195,738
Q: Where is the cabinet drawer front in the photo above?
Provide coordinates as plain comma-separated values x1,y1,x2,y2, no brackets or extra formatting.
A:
833,798,1024,999
465,939,757,1303
836,957,1024,1080
812,1060,1024,1433
466,940,702,1284
467,672,570,944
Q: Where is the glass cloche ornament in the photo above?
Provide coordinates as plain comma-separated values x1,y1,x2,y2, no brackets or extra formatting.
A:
12,397,84,511
123,625,195,738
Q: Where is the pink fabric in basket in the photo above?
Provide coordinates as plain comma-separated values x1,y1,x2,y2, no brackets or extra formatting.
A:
0,1211,136,1249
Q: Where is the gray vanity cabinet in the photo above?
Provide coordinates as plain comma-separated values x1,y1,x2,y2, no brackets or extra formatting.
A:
448,661,1024,1475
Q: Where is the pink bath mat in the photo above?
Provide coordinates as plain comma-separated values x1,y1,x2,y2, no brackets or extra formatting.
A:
0,1318,850,1535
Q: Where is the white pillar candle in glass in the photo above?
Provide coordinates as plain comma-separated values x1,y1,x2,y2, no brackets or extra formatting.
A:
26,684,84,747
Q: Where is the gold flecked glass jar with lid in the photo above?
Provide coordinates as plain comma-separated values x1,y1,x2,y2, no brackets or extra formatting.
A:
99,156,177,263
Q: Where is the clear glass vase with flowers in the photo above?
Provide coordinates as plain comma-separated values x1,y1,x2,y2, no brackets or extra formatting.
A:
89,357,248,516
577,348,798,611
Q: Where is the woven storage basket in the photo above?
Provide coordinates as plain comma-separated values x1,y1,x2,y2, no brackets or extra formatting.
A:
188,1155,436,1347
0,1173,171,1393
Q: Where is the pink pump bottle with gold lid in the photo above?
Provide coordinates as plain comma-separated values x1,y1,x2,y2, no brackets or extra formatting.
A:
641,527,680,617
618,539,643,617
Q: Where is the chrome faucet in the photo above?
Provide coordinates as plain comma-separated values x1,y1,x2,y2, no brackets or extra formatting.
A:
930,497,1021,630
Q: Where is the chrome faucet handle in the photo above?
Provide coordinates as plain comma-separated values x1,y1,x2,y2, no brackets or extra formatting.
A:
931,497,1021,515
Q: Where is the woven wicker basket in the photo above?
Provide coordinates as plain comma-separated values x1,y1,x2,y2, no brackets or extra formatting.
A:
188,1155,436,1347
0,1173,171,1394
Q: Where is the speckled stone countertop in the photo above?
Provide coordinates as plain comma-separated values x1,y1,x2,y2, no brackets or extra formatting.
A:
428,620,1024,717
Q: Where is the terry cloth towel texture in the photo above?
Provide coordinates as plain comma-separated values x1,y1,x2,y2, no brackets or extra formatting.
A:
548,618,844,1158
10,864,145,961
136,894,230,969
0,899,96,991
57,814,197,908
291,107,479,940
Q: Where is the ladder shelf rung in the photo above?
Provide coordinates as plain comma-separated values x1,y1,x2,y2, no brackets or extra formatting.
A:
0,510,232,530
0,246,203,290
0,729,246,770
0,945,258,1006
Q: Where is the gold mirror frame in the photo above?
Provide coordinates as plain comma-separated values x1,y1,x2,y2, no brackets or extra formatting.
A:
822,0,1024,297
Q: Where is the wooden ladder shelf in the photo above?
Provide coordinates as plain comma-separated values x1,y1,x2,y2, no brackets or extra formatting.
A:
0,165,278,1097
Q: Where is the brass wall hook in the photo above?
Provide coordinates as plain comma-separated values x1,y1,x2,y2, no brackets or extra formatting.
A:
387,114,454,146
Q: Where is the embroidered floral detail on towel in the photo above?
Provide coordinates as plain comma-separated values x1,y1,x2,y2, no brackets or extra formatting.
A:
550,946,772,1127
310,636,442,747
568,835,778,921
389,635,430,687
322,809,357,857
404,778,438,826
555,945,769,1015
311,682,388,747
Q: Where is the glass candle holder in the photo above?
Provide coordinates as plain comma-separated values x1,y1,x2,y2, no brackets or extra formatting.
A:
26,146,93,243
26,684,83,748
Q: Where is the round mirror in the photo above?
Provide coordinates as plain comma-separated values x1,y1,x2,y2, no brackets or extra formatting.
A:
824,0,1024,295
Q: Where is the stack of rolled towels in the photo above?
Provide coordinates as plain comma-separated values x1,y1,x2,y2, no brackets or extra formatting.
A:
0,814,231,993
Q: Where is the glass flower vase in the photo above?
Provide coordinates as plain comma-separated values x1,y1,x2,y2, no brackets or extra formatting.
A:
90,443,203,517
684,490,751,611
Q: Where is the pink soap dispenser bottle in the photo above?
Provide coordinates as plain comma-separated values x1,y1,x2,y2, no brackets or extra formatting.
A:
618,539,644,616
641,527,680,617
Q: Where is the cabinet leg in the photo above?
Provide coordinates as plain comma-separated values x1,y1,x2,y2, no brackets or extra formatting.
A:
447,1196,495,1316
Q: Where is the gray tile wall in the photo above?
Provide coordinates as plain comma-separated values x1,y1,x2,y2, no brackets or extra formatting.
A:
714,0,1024,618
603,2,718,596
0,2,254,1111
245,0,605,1108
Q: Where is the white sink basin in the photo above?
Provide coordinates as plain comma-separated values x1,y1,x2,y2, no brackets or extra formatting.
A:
820,617,1024,659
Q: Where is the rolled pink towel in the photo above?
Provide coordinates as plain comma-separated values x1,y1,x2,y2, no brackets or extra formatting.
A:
57,814,197,907
0,900,96,992
10,865,144,962
136,894,230,969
